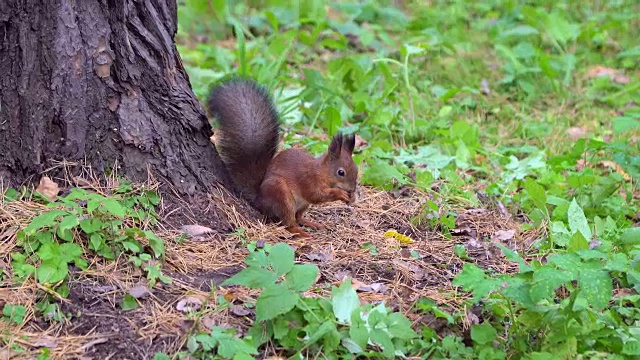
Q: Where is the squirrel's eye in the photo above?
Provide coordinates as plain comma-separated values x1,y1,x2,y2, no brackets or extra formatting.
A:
337,168,346,177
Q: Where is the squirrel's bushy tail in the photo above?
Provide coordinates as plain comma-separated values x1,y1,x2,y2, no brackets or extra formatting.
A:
207,78,280,200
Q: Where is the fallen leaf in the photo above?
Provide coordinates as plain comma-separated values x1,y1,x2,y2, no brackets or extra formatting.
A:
33,336,58,348
36,176,60,201
566,127,589,141
201,315,217,330
176,295,204,313
599,160,631,181
179,319,195,333
305,252,334,262
230,304,252,316
586,65,630,84
72,176,92,187
355,134,368,149
128,284,151,299
383,229,415,245
80,337,109,351
91,285,117,293
393,259,426,281
357,282,388,293
492,229,516,242
480,79,491,95
180,225,214,237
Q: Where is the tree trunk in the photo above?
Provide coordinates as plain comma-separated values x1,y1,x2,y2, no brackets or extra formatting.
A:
0,0,230,195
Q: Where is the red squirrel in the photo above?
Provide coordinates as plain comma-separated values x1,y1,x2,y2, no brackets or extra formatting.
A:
207,78,358,237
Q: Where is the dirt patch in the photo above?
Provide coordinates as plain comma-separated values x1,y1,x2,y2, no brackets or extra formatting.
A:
1,183,541,359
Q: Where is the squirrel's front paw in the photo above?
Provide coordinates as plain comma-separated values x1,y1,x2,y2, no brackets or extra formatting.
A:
332,189,351,203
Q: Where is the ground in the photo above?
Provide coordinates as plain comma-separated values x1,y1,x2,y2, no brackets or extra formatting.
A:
1,178,539,359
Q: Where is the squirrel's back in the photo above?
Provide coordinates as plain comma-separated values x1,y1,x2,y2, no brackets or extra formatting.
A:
206,78,280,199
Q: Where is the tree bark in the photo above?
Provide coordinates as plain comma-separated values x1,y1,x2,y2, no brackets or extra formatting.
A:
0,0,230,195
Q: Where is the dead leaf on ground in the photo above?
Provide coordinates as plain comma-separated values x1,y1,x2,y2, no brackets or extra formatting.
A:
481,79,491,95
80,338,109,351
180,225,215,237
32,336,58,348
393,259,427,281
72,176,92,187
128,284,151,299
230,304,252,317
566,127,589,141
355,134,368,149
305,252,334,262
36,176,60,201
492,229,516,242
200,315,217,330
176,295,205,313
586,65,630,84
598,160,631,181
357,282,388,293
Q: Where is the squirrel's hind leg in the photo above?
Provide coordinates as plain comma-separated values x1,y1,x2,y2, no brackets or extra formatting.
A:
259,178,311,238
296,206,325,230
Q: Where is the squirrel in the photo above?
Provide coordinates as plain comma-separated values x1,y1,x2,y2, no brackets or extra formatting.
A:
206,78,358,238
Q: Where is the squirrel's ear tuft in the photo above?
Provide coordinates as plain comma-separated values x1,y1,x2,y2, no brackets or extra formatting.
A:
328,133,343,160
343,134,355,155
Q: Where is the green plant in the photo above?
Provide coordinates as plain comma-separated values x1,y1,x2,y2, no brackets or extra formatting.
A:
177,243,419,358
11,186,164,289
2,304,26,325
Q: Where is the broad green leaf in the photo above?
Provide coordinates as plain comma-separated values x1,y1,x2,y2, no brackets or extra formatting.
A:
284,264,318,292
530,266,572,303
3,304,26,324
471,323,497,345
245,251,269,268
578,268,612,311
612,117,639,135
36,260,68,284
89,233,104,251
143,230,165,258
387,312,418,340
341,337,364,354
452,264,501,303
620,227,640,246
37,242,60,261
524,178,547,213
101,197,127,218
360,158,408,190
255,284,298,321
623,340,640,355
568,199,591,241
59,242,83,263
58,215,79,233
222,266,278,289
369,328,395,358
79,218,103,233
496,244,533,273
268,243,295,276
306,321,337,345
221,266,278,289
213,329,258,358
120,294,139,311
348,324,369,353
24,210,67,234
500,25,539,38
567,231,589,253
332,277,360,324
